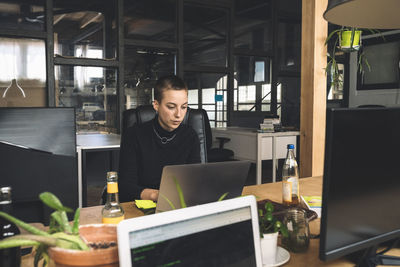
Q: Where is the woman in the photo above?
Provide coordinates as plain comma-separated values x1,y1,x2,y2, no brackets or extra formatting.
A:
118,75,201,202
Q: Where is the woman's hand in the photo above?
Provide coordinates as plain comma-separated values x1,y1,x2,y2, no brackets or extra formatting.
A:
140,188,159,201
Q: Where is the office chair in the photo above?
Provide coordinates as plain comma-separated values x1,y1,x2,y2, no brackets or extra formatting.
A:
100,105,208,204
202,110,234,162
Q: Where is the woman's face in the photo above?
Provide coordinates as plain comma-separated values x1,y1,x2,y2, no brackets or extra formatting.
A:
153,89,188,132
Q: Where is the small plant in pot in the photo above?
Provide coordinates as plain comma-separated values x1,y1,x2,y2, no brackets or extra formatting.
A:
0,192,118,267
325,26,382,90
258,202,288,265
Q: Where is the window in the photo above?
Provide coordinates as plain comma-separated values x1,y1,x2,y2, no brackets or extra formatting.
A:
0,38,46,107
234,56,271,112
185,72,228,127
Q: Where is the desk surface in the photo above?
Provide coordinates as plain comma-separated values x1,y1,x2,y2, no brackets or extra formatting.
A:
76,133,120,149
78,176,400,267
23,177,399,267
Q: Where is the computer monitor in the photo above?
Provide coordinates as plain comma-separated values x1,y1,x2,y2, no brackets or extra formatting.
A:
0,107,78,224
320,107,400,265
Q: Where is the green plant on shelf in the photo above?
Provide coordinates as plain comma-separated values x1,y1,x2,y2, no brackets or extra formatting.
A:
0,192,89,267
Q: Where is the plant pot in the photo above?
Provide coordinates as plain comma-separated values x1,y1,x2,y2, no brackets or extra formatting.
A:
339,30,362,51
260,232,278,265
48,224,119,267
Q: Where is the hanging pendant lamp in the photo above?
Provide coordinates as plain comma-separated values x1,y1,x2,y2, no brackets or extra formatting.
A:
324,0,400,29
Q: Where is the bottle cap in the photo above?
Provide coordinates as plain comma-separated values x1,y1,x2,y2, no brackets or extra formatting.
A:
0,187,12,204
0,187,11,194
107,171,118,179
287,144,294,149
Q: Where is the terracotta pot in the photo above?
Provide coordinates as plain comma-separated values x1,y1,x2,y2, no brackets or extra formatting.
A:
48,224,119,267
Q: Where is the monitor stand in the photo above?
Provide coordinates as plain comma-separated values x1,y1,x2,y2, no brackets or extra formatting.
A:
354,243,400,267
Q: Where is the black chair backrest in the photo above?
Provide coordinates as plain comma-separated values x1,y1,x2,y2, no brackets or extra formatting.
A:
121,105,207,163
202,109,213,151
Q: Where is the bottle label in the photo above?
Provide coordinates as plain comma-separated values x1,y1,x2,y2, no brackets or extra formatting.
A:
287,177,299,197
107,182,118,193
283,181,292,202
102,215,125,224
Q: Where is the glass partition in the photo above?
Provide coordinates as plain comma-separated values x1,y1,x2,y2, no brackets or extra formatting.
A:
185,72,228,127
53,0,117,59
124,0,176,42
234,56,271,111
0,1,45,32
124,47,176,109
184,4,227,67
55,65,117,133
234,0,272,51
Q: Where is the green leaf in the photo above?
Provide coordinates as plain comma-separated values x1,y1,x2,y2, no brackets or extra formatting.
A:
5,235,58,247
48,216,62,234
39,192,73,213
34,244,47,267
324,29,342,45
265,202,274,213
51,232,89,250
72,208,80,234
160,193,176,210
173,177,187,208
0,237,40,249
41,251,49,267
265,213,273,222
217,192,229,202
0,211,50,236
50,211,72,234
280,223,289,238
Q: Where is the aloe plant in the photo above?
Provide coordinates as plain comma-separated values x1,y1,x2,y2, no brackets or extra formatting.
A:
0,192,89,267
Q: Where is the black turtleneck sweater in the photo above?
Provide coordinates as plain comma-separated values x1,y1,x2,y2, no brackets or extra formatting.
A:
118,117,201,202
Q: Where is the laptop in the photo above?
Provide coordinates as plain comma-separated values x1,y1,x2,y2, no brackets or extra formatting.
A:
155,160,251,213
117,195,263,267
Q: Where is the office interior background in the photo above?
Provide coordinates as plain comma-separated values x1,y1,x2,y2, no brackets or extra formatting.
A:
1,0,400,205
0,0,304,132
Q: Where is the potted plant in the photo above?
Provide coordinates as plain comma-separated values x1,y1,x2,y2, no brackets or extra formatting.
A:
0,192,118,267
258,201,288,265
325,27,379,89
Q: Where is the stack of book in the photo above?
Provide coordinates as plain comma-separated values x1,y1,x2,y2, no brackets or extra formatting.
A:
259,117,280,132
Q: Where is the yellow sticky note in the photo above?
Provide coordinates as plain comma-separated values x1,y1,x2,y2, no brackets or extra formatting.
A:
135,200,157,209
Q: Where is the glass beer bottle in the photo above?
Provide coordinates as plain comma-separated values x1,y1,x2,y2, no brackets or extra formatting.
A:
282,144,300,206
0,187,21,267
102,172,125,224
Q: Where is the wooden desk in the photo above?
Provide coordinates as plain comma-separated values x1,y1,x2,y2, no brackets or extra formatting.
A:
211,127,300,184
23,177,400,267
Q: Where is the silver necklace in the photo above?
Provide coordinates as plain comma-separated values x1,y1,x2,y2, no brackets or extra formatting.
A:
153,126,176,144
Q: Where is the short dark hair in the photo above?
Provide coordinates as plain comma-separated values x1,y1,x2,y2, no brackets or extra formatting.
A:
154,75,187,102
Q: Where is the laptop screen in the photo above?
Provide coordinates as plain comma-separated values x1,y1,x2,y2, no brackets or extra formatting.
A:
129,206,257,266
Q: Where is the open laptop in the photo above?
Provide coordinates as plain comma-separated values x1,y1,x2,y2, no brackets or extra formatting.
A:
117,195,263,267
155,160,251,213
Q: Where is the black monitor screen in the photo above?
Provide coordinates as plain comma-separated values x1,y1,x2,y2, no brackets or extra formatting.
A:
320,107,400,261
0,107,77,223
129,207,257,267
